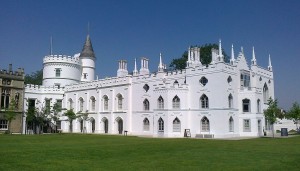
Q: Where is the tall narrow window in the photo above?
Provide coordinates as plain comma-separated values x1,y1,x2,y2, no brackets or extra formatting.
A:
229,117,234,132
79,97,84,112
257,99,261,113
243,119,251,132
55,68,61,77
173,117,181,132
228,94,233,108
263,83,269,103
158,96,164,109
143,118,150,131
242,99,250,112
103,95,109,111
158,117,164,132
45,99,51,114
90,96,96,111
143,99,150,111
200,94,209,109
1,89,10,109
117,94,122,110
56,100,62,110
83,73,87,79
68,98,73,110
201,117,210,132
172,95,180,109
240,72,250,88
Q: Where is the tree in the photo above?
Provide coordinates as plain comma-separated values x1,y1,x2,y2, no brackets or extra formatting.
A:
169,44,229,70
63,109,76,133
25,69,43,85
286,102,300,132
77,110,89,134
4,99,18,134
264,98,282,138
51,102,62,132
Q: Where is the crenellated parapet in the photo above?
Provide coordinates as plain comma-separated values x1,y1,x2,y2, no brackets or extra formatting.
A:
65,76,131,92
25,84,65,94
43,55,81,66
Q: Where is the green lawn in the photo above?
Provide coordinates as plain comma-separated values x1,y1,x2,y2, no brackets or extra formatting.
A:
0,134,299,170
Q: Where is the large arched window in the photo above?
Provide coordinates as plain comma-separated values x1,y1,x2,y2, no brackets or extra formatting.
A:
229,117,234,132
116,94,123,110
158,117,164,132
158,96,164,109
79,97,84,112
143,99,150,111
103,95,109,111
201,117,210,132
172,95,180,109
90,96,96,111
200,94,209,109
257,99,261,113
173,117,181,132
242,99,251,112
68,98,73,110
143,118,150,131
228,94,233,108
263,83,269,103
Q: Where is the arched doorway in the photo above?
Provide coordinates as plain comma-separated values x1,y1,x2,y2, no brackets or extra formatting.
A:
116,117,123,134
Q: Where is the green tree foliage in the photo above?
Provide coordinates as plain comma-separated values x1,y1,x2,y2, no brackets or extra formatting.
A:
63,109,77,133
286,102,300,131
25,69,43,85
264,98,282,138
4,99,18,134
169,44,229,70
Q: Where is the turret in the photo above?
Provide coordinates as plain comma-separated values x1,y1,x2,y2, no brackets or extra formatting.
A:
230,44,235,65
251,46,257,66
80,34,96,81
133,58,138,76
158,53,164,72
117,60,128,77
268,54,272,71
139,57,150,75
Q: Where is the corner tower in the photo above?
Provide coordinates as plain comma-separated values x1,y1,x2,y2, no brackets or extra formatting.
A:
79,34,96,81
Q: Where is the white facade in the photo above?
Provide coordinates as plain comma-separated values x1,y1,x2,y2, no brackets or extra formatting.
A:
24,36,276,138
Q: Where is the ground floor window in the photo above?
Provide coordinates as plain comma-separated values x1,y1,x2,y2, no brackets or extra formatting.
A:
158,118,164,132
143,118,150,131
56,121,61,130
229,117,234,132
0,120,8,130
173,117,181,132
201,117,210,132
243,119,251,132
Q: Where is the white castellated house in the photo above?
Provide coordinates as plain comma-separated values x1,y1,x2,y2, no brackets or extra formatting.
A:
24,36,275,138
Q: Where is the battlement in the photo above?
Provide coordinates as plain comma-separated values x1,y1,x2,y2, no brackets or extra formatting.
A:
0,64,24,80
43,55,81,65
25,84,65,93
65,75,131,92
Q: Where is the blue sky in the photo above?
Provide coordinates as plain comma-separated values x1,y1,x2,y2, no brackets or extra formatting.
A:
0,0,299,110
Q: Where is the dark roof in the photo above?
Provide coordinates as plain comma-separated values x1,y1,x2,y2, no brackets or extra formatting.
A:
79,35,95,58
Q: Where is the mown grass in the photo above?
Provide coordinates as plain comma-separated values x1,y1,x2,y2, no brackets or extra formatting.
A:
0,134,299,170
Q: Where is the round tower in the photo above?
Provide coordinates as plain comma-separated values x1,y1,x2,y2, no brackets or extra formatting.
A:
42,54,81,87
79,34,96,81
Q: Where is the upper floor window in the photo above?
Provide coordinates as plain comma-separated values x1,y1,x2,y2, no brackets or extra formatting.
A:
240,72,250,88
68,98,73,110
200,94,209,109
55,68,61,77
83,73,87,79
103,95,109,111
227,76,232,85
172,95,180,109
228,94,233,108
242,99,251,112
257,99,261,113
1,89,10,109
200,77,208,86
143,99,150,111
117,94,123,110
143,84,149,92
263,83,269,103
56,99,62,110
79,97,84,112
90,96,96,111
157,96,164,109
